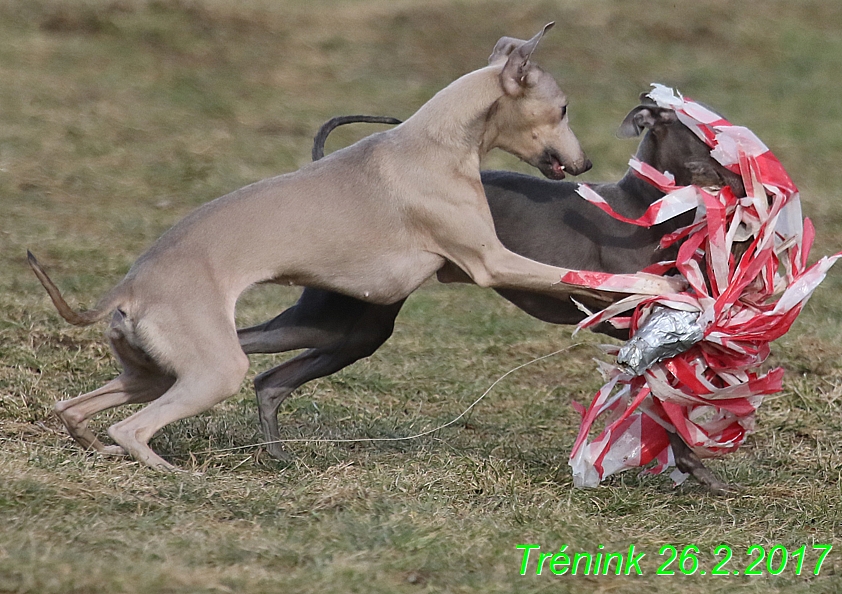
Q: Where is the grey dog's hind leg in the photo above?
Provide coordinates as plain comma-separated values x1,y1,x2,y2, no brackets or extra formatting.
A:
253,346,382,460
242,290,404,459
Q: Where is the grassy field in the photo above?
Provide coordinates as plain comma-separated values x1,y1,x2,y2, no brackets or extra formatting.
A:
2,0,842,592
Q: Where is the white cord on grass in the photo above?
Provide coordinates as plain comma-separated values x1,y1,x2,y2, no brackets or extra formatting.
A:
202,343,586,456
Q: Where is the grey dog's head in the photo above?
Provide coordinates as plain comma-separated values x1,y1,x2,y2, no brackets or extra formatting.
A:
618,96,746,196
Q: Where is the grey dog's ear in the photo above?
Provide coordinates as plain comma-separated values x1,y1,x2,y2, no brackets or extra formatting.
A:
617,105,677,138
638,92,657,107
496,22,554,96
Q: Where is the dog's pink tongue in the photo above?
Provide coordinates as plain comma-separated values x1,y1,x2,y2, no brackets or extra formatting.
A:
552,160,566,178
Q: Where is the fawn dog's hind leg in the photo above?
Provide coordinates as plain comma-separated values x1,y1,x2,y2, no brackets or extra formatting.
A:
54,311,176,456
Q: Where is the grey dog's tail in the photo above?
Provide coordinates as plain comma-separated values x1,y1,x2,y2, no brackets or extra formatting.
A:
312,115,402,161
27,251,118,326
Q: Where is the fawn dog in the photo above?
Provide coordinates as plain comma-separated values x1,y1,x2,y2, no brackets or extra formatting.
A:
29,25,677,469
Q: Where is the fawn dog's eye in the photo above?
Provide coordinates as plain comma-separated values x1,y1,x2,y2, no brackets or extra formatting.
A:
560,105,567,119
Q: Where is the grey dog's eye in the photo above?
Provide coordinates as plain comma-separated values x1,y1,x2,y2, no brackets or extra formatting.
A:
560,105,567,119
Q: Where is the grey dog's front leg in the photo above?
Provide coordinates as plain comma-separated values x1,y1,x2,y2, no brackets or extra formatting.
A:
667,431,736,495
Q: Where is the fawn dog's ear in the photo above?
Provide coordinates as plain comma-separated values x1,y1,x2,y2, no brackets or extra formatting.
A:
494,22,554,97
488,36,522,64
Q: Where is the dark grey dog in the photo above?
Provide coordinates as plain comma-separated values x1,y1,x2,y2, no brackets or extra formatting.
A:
239,98,745,492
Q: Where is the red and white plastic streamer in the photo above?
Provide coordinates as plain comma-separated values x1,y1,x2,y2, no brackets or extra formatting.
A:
564,84,841,488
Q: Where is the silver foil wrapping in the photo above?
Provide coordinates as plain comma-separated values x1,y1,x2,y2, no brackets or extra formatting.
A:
617,306,704,376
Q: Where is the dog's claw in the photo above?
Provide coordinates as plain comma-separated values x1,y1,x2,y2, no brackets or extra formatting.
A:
685,466,740,496
100,444,128,457
266,444,293,462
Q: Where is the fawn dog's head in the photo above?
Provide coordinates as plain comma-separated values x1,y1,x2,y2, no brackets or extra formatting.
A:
484,23,591,180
